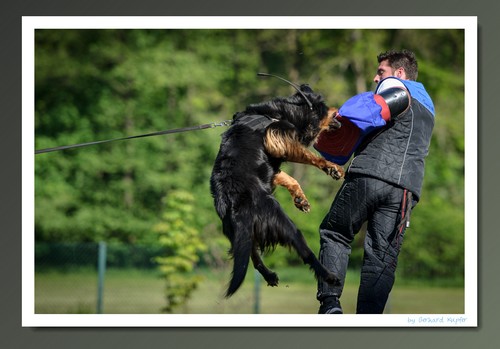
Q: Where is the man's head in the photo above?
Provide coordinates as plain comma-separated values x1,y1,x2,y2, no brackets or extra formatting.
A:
373,49,418,83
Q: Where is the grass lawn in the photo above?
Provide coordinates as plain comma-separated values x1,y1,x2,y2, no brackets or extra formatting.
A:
34,267,464,314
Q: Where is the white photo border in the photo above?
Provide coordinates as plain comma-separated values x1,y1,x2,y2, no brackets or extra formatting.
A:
22,16,478,327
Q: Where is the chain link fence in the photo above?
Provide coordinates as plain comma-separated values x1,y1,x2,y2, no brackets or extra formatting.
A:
35,242,168,314
34,241,465,314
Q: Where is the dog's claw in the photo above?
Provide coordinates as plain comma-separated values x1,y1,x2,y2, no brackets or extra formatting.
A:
265,273,279,287
294,197,311,212
324,164,344,180
324,273,341,286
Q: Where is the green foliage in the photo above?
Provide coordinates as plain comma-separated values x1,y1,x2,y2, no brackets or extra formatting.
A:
153,190,207,313
34,29,466,281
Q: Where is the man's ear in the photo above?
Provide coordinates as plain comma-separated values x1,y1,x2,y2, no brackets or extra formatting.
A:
396,67,406,79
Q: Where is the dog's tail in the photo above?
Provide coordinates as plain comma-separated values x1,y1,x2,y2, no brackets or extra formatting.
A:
224,214,253,298
225,239,252,298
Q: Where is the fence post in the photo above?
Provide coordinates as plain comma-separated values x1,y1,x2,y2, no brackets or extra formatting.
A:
96,241,107,314
254,269,261,314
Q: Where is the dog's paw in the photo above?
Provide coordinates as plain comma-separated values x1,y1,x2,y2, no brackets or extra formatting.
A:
324,273,341,287
323,163,345,180
265,273,279,287
294,196,311,213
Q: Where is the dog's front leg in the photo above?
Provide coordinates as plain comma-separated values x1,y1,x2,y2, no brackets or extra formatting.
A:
273,171,311,212
265,131,344,180
287,146,344,180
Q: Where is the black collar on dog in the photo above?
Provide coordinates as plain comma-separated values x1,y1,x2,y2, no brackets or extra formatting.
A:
233,114,278,131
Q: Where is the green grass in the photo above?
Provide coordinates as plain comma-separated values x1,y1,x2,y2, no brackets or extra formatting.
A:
34,266,464,314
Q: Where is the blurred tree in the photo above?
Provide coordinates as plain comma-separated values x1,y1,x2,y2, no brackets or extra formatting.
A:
153,190,206,313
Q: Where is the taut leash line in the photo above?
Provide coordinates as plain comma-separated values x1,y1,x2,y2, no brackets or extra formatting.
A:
35,120,233,155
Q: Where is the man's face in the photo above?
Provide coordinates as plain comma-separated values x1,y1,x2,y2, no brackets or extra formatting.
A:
373,60,394,83
373,60,407,84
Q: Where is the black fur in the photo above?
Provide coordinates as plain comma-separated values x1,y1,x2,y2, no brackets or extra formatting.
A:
210,85,343,297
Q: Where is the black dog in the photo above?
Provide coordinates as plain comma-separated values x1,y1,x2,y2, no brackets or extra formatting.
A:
210,84,344,297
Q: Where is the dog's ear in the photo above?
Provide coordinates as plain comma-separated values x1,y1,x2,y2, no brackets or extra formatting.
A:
299,84,314,94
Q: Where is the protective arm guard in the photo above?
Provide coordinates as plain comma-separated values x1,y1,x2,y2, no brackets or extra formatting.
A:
314,86,411,165
375,87,411,121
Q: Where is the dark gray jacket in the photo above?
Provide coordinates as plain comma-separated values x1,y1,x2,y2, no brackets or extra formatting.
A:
348,79,435,201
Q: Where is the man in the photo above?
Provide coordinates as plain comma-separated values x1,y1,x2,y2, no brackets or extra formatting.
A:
313,49,435,314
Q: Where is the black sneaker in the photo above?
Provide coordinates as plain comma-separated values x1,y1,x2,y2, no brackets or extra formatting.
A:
318,296,343,314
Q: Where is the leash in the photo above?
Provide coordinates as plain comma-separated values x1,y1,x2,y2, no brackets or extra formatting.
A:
35,73,304,155
35,120,233,155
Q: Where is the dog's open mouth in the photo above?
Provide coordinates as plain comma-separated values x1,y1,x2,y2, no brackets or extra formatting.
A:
330,118,342,130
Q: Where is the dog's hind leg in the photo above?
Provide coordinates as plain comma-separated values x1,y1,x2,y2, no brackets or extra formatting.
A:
266,199,341,287
251,247,279,287
290,231,341,286
273,171,311,212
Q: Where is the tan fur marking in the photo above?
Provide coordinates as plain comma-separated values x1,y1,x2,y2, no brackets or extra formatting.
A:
314,107,339,144
263,107,345,180
319,108,336,129
273,171,303,196
273,171,310,211
264,129,297,158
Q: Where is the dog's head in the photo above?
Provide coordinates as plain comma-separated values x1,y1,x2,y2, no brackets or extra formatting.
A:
282,85,341,142
244,85,325,120
239,83,340,145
